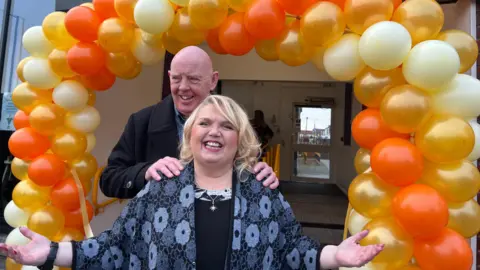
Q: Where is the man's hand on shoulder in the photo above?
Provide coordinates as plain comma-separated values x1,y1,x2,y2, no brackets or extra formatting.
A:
253,162,279,189
145,157,184,181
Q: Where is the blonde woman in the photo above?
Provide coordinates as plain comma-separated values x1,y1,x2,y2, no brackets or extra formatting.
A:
0,95,383,269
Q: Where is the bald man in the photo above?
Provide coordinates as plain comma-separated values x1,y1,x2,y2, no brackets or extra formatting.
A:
99,46,279,199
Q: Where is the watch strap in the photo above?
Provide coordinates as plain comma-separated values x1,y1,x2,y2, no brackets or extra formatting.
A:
38,242,59,270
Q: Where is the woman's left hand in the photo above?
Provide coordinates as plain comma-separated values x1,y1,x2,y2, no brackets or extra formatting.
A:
335,230,384,268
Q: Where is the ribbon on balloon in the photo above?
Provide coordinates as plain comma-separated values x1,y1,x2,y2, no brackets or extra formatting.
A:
71,169,94,238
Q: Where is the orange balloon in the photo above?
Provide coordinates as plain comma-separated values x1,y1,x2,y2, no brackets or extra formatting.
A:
414,228,473,270
67,42,106,75
51,177,89,211
351,108,410,150
218,12,256,56
29,103,65,136
65,6,102,42
244,0,286,40
8,127,50,161
80,67,116,91
63,200,94,228
371,138,424,187
392,184,448,239
93,0,118,20
276,0,318,16
392,0,402,9
28,154,66,187
13,110,30,129
206,28,227,54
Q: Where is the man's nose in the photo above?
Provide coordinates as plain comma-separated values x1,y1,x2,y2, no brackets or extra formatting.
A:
179,78,190,90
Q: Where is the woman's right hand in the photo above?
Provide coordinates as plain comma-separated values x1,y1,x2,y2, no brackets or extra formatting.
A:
0,226,51,266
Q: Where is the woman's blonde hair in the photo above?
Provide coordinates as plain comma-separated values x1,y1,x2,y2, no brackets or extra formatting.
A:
180,95,261,180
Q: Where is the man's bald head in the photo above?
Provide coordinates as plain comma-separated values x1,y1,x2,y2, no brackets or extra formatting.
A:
168,46,219,116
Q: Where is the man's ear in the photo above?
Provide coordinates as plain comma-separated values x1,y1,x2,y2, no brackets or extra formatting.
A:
210,71,219,90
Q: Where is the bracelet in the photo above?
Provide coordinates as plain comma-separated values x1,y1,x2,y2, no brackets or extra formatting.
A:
38,242,59,270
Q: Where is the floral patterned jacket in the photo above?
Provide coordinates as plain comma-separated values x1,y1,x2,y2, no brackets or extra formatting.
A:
71,164,325,269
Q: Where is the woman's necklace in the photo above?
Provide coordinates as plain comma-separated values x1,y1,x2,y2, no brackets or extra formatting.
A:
194,181,231,212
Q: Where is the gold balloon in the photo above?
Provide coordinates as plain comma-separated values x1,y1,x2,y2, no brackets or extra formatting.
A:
52,227,84,242
140,30,163,46
49,49,76,78
170,0,189,6
343,0,393,35
114,0,138,24
353,67,406,108
323,33,365,81
16,57,32,82
300,1,345,47
98,18,135,53
12,180,51,212
189,0,229,30
69,153,98,182
131,29,166,66
418,159,480,203
170,8,207,45
228,0,253,12
348,208,371,235
51,128,88,161
106,51,140,78
29,103,65,136
415,115,474,163
11,157,30,181
162,31,188,54
447,199,480,238
380,84,432,134
11,83,52,114
28,205,65,239
310,47,325,72
360,217,414,270
87,89,96,106
392,0,444,45
5,258,22,270
348,172,398,218
118,62,142,80
436,30,479,74
42,12,77,50
82,178,93,195
354,148,371,174
86,133,97,153
255,39,279,61
276,20,315,67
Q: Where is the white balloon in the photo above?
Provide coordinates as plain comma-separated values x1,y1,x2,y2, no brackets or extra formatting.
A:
348,209,371,236
22,266,39,270
339,264,374,270
86,133,97,153
4,200,30,228
22,26,54,57
134,0,174,34
53,80,89,112
359,21,412,71
5,227,30,246
65,106,101,133
402,40,460,91
323,33,366,81
311,47,326,72
467,120,480,161
433,74,480,118
131,35,166,65
23,58,62,89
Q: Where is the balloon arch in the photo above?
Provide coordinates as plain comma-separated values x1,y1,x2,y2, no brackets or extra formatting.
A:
4,0,480,269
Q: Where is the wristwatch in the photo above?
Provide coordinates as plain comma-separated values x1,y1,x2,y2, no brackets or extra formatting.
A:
38,242,59,270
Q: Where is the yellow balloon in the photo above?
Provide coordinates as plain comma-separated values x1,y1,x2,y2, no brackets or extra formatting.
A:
11,157,30,181
170,8,207,45
81,2,95,9
310,47,325,72
69,153,99,182
86,133,97,153
29,103,66,136
360,217,414,270
6,258,22,270
189,0,228,30
65,106,101,134
98,18,135,53
16,57,32,82
107,51,140,77
344,0,393,35
380,84,432,134
114,0,138,24
300,1,345,47
170,0,189,6
42,12,77,50
131,29,166,65
162,31,189,54
353,67,406,108
436,30,478,73
392,0,444,45
28,205,65,239
323,33,365,81
11,83,52,114
12,180,51,212
53,80,89,112
276,20,314,67
228,0,253,12
348,208,371,235
22,26,54,57
354,148,371,174
255,39,279,61
468,119,480,161
418,159,480,203
415,115,474,163
447,199,480,238
134,0,174,34
49,49,77,78
52,227,85,242
23,58,62,89
51,128,88,161
118,62,142,80
87,89,96,106
348,172,398,218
